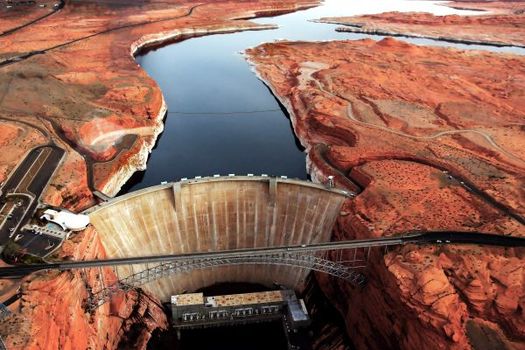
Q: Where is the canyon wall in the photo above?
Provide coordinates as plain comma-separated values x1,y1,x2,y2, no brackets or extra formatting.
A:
0,0,319,211
246,38,525,349
0,1,321,348
0,227,168,349
320,11,525,47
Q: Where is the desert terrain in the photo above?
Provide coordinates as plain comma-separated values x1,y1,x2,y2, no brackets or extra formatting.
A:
246,36,525,348
0,0,524,349
320,1,525,47
0,0,321,348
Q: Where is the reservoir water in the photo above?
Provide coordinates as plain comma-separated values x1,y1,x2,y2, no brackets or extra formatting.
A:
125,0,523,193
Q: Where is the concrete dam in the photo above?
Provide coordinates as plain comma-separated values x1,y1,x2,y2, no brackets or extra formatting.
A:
86,176,350,301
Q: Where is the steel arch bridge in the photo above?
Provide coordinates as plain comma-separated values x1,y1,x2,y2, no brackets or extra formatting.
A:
88,250,369,309
1,231,522,310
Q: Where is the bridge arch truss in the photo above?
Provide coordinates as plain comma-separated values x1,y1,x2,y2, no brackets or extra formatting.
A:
88,250,369,309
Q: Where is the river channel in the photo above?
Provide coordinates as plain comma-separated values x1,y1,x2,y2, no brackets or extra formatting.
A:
124,0,522,193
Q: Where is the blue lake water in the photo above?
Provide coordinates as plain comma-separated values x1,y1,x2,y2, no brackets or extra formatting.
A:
123,0,523,193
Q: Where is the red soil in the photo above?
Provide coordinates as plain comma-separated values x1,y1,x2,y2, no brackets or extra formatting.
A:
0,0,57,35
246,38,525,349
0,227,169,349
320,9,525,47
0,0,318,209
0,1,320,348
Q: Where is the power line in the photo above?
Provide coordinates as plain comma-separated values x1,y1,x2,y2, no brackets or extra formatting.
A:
167,109,282,115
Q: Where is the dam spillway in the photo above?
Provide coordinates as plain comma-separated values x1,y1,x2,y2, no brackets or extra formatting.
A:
86,176,350,301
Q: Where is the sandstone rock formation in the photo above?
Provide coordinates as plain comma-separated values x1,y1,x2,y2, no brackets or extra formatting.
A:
2,0,525,348
246,38,525,349
0,1,320,348
445,1,525,15
0,0,318,208
0,227,169,349
319,8,525,47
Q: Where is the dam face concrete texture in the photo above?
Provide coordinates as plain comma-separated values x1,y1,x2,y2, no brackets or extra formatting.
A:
87,177,349,301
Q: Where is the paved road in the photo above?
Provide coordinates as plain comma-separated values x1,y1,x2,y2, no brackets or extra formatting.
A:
0,3,205,68
301,66,525,224
0,231,523,278
0,0,65,38
0,148,41,194
1,291,20,307
303,60,525,165
0,146,64,196
0,145,65,256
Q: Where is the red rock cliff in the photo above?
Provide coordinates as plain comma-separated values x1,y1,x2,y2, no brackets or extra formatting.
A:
0,227,168,349
246,38,525,349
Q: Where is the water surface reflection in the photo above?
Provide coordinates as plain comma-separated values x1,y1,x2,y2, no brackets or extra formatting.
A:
125,0,520,192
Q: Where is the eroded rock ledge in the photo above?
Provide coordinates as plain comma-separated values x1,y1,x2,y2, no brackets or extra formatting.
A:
246,38,525,349
0,1,320,348
319,10,525,48
0,227,169,349
0,0,318,210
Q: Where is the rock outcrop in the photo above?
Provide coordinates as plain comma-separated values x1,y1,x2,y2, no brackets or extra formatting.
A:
0,0,318,207
0,1,320,349
0,227,169,349
319,8,525,48
246,38,525,349
444,1,525,15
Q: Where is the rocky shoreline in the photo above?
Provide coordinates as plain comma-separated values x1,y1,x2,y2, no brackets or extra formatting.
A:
0,1,321,348
102,22,281,196
332,23,525,48
0,0,319,211
246,37,525,349
319,10,525,48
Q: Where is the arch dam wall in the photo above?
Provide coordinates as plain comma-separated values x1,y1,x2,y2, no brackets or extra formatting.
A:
85,176,349,301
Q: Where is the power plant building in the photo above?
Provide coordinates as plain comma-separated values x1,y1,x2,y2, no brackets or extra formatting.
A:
171,289,310,330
